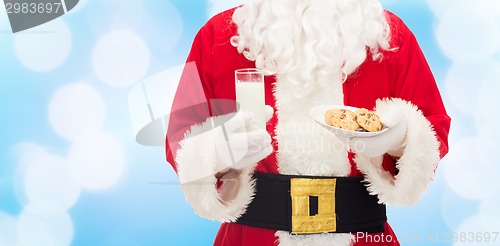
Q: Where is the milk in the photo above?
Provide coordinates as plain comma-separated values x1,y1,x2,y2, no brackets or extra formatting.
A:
236,81,266,129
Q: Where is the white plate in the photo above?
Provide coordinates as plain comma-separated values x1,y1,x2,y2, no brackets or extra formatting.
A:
309,105,388,138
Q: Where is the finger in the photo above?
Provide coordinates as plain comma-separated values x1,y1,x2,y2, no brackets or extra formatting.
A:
223,111,254,132
224,130,270,151
376,108,404,128
246,130,272,145
225,132,252,150
246,139,271,155
241,131,271,155
220,128,271,164
244,145,273,164
233,145,273,169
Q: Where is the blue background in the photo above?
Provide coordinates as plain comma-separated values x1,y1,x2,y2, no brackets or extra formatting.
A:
1,0,500,245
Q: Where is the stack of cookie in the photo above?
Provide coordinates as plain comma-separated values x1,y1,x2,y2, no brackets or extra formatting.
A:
324,108,383,132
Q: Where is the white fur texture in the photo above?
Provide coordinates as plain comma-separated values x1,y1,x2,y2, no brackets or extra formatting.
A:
268,2,363,242
232,0,390,98
176,116,257,222
272,65,354,244
232,0,392,244
273,54,351,177
355,98,440,206
276,231,354,246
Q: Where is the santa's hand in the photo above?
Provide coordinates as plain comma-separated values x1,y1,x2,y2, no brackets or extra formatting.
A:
176,106,274,222
215,106,274,171
350,106,407,158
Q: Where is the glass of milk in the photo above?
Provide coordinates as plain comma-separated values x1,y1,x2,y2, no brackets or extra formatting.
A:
235,68,266,129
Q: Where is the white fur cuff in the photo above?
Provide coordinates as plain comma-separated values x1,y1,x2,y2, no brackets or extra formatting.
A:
355,98,440,206
175,117,256,222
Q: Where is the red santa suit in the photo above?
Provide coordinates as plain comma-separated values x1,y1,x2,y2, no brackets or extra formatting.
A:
165,7,451,246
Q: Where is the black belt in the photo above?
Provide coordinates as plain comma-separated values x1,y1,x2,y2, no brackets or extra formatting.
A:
235,172,387,234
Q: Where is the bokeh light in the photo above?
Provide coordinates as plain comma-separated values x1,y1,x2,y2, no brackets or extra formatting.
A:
475,67,500,177
479,187,500,231
21,202,74,246
143,1,183,54
0,212,17,246
108,0,145,30
208,0,244,18
68,132,126,191
445,60,499,115
476,67,500,132
16,211,67,246
67,0,90,14
435,2,500,62
454,215,499,246
427,0,468,17
1,1,500,245
441,138,488,200
92,29,150,88
23,154,81,210
48,82,106,141
13,19,72,72
12,143,51,206
441,188,478,232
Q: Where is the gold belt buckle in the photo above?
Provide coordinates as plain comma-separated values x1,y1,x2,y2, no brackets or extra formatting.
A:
290,178,337,234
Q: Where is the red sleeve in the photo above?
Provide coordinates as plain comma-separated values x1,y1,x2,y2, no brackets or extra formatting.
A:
165,9,242,175
389,13,451,159
165,25,215,173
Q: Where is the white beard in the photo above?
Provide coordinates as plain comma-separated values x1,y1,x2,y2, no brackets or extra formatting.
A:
232,0,390,98
232,2,391,245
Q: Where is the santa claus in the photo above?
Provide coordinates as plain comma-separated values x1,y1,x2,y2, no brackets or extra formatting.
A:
165,0,451,245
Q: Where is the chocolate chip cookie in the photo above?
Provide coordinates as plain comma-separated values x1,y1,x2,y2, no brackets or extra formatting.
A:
324,109,360,131
355,108,383,132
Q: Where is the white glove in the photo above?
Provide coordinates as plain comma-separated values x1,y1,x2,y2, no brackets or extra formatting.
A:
211,106,273,204
350,106,407,158
215,105,274,171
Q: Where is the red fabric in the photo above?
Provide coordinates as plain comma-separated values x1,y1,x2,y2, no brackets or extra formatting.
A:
215,222,401,245
165,8,450,246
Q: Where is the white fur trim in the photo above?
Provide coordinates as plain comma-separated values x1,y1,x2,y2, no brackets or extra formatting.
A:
273,64,352,244
355,98,440,206
274,76,350,177
276,231,354,246
176,117,256,222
